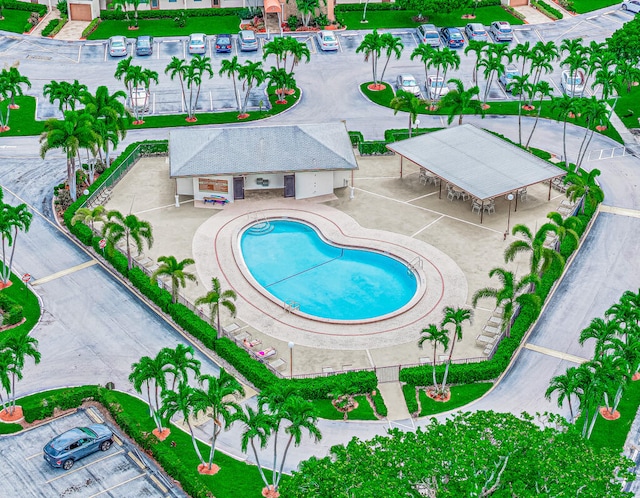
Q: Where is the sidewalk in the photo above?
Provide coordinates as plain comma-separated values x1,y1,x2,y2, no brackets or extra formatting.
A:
29,8,60,37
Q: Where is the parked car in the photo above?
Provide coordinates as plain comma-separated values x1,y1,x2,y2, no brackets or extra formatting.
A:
316,30,339,51
464,23,488,42
561,69,585,97
416,24,440,47
188,33,207,55
490,21,514,42
135,35,153,56
440,27,465,48
622,0,640,12
215,33,232,53
129,86,149,112
239,30,258,51
499,64,521,93
43,424,113,470
425,75,449,100
396,74,421,97
108,36,127,57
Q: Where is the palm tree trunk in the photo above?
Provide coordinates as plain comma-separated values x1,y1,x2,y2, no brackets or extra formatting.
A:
186,419,206,464
250,439,271,488
441,336,458,393
1,236,9,283
562,119,569,171
525,101,544,149
432,346,438,390
275,435,295,489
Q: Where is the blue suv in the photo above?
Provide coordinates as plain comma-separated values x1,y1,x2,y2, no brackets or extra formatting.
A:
440,27,465,48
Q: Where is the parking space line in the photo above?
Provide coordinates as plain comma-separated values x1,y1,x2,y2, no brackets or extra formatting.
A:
45,449,125,484
88,472,146,497
86,406,103,424
149,474,168,493
112,433,123,446
128,450,146,469
524,343,589,364
32,260,98,286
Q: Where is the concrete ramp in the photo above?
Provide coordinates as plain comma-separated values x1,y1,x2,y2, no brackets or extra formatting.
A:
377,382,411,421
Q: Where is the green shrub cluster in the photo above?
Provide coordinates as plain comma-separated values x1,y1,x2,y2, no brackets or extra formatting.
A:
348,131,364,147
335,3,400,12
358,140,393,155
0,293,24,325
21,386,98,423
41,18,61,37
100,6,243,21
371,389,388,417
3,0,46,15
384,128,440,142
531,0,563,19
82,18,101,38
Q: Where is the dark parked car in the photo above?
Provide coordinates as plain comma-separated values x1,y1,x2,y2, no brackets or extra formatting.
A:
43,424,113,470
135,35,154,56
440,27,465,48
215,33,232,53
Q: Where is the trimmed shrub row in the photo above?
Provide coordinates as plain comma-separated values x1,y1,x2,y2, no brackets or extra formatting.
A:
3,0,46,15
41,18,61,37
358,140,393,155
348,130,363,147
82,18,101,38
531,0,563,20
100,6,244,21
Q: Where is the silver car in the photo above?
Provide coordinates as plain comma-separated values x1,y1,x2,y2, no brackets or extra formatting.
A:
239,30,258,51
188,33,207,55
316,30,339,51
396,74,421,97
108,36,127,57
499,64,521,93
416,24,440,47
622,0,640,12
561,70,585,97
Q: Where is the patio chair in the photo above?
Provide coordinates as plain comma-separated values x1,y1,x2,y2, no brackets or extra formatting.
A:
447,189,456,201
255,347,276,359
471,199,482,214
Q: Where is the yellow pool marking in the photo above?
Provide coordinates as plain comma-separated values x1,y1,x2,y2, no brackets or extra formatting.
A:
524,343,589,364
32,260,98,286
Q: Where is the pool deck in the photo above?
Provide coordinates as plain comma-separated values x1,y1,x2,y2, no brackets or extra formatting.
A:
104,153,571,377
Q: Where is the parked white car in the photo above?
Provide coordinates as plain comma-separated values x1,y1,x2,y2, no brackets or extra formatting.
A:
129,86,149,112
560,70,585,97
396,74,421,97
621,0,640,13
425,76,449,100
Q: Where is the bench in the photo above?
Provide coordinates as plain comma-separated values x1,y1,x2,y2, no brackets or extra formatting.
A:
203,195,229,205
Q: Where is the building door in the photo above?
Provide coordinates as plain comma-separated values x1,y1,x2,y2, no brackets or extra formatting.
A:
284,174,295,198
69,4,92,20
233,177,245,200
150,0,159,9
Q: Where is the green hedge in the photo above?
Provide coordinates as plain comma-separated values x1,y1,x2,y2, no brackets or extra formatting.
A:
358,140,393,155
348,130,364,147
371,389,388,417
0,293,23,325
82,18,101,38
531,0,563,19
3,0,46,15
41,18,61,37
384,128,442,142
100,6,244,21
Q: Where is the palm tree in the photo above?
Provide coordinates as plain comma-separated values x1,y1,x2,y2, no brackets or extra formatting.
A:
410,44,436,89
550,95,584,171
504,223,565,275
524,81,553,149
273,396,322,490
165,57,188,111
2,331,40,415
80,85,128,178
0,193,32,287
545,366,580,422
615,59,640,94
266,67,295,103
263,37,287,71
545,211,581,249
465,39,489,84
477,50,504,105
192,369,244,471
440,306,473,394
431,47,460,89
390,90,427,138
575,98,609,168
0,66,31,109
472,267,540,337
561,38,589,98
379,33,404,83
439,79,484,125
236,404,273,489
71,205,106,233
0,349,13,415
529,41,558,93
150,255,196,303
43,80,88,113
138,67,158,124
219,56,243,112
238,60,266,116
284,36,311,77
195,277,237,336
160,381,207,465
356,29,385,89
159,344,201,391
40,110,96,201
185,55,213,121
417,324,449,393
102,210,154,270
129,354,167,432
507,74,532,145
564,168,604,214
574,360,603,438
509,41,532,76
579,317,620,358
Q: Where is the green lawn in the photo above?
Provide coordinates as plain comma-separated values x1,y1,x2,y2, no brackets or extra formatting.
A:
0,10,32,34
415,383,493,416
576,378,640,451
340,6,524,30
1,269,42,336
570,0,620,14
614,85,640,130
313,395,378,420
0,97,44,137
88,16,242,40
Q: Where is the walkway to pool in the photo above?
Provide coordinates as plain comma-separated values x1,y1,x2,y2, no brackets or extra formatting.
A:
104,153,573,377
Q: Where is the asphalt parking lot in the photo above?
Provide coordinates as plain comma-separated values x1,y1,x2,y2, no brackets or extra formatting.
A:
0,407,185,497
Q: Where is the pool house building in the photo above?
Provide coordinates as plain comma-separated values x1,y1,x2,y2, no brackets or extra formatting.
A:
169,123,358,205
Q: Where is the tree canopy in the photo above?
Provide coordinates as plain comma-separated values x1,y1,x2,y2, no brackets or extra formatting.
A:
281,411,634,497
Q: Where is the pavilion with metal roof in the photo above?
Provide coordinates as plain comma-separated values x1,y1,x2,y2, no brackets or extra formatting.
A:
386,124,566,221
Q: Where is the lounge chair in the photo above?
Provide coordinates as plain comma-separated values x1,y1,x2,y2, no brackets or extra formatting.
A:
242,338,262,348
255,347,276,359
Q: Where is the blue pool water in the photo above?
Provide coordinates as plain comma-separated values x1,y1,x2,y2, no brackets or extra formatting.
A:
240,220,418,320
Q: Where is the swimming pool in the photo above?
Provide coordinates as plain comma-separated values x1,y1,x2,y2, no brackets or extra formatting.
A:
239,220,418,321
